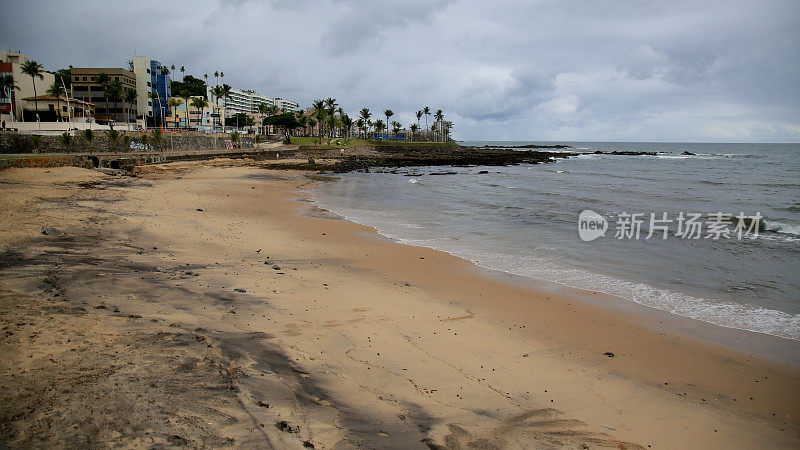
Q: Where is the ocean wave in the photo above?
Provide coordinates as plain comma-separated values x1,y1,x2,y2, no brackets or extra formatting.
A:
311,194,800,341
764,220,800,237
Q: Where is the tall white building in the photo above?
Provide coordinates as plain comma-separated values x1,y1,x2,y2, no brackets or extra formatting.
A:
221,88,275,115
208,86,297,117
132,55,172,127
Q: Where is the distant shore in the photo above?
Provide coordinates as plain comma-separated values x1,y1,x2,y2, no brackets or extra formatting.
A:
1,161,798,448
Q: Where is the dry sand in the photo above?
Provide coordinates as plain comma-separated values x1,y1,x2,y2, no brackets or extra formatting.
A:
0,161,798,448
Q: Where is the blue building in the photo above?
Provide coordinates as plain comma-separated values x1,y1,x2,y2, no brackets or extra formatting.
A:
132,55,172,128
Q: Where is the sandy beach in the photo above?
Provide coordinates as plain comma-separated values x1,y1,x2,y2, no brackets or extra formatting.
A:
1,161,798,448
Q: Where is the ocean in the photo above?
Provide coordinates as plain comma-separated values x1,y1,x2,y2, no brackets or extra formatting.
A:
310,142,800,341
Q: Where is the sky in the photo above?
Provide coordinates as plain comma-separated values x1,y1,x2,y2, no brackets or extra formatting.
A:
2,0,799,142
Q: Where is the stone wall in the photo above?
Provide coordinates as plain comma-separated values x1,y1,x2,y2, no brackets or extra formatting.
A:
0,131,259,154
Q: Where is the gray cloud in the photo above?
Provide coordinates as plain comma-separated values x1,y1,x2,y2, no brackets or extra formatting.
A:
1,0,798,141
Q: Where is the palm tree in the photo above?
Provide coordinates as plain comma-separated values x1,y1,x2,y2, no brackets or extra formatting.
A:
190,97,208,129
210,85,224,129
220,83,232,131
46,81,63,121
423,106,431,134
214,71,219,86
257,102,270,135
307,117,317,138
168,98,182,129
359,108,371,138
444,120,453,141
410,123,419,142
324,98,337,140
182,91,192,128
95,72,111,122
20,60,45,120
391,120,401,140
106,80,123,122
374,119,385,136
326,113,337,144
383,109,393,139
434,109,444,141
312,99,326,144
124,88,136,126
341,114,353,144
416,110,423,131
82,129,94,154
180,66,185,81
1,74,20,121
356,118,365,139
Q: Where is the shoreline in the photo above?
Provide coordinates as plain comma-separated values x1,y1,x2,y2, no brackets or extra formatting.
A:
345,219,800,365
310,197,800,364
1,161,798,448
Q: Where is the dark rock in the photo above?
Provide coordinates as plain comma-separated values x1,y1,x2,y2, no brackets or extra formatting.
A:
275,421,298,433
272,265,281,270
303,441,315,448
196,208,204,212
257,400,270,408
682,151,696,155
41,226,65,236
234,288,246,293
603,352,615,357
478,170,489,174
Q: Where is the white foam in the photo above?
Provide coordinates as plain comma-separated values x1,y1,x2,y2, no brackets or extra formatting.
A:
311,194,800,341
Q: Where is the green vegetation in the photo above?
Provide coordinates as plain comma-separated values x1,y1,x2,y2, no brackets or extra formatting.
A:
171,75,207,99
107,130,120,152
54,68,71,90
263,112,301,141
106,80,123,122
190,97,208,128
151,128,163,149
60,132,72,151
95,73,111,120
31,135,43,153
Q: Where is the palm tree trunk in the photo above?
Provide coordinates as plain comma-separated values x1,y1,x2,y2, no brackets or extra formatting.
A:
31,76,38,120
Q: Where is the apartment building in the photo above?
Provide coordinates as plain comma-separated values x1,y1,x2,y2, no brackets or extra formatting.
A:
70,67,137,124
273,97,299,112
132,56,172,127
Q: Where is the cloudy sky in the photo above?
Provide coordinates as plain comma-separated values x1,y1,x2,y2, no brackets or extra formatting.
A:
2,0,798,142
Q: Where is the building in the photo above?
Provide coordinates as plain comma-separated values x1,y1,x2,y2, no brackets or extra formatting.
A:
208,86,276,116
273,97,299,112
20,95,94,122
1,50,56,122
132,56,172,128
70,67,137,124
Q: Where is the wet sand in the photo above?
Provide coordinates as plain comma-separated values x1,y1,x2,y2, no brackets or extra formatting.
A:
1,161,798,448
